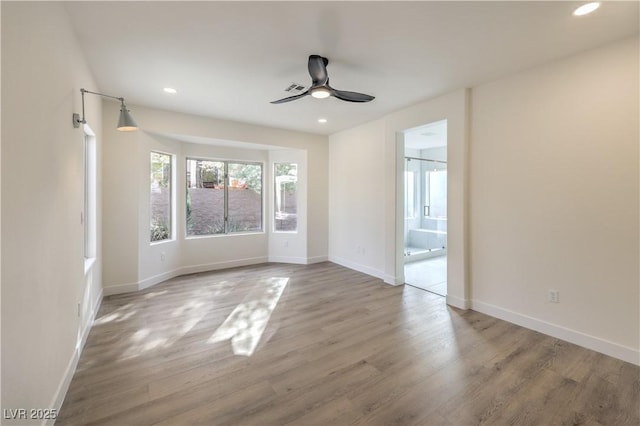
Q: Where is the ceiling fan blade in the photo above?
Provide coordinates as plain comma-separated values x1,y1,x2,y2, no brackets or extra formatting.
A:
270,91,309,104
308,55,329,86
331,89,375,103
272,55,373,104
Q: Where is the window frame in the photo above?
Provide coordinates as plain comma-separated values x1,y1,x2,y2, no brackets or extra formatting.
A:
150,150,174,244
273,162,298,233
83,126,97,266
185,157,264,238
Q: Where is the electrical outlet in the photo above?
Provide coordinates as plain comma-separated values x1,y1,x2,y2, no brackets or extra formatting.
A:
160,252,166,263
283,240,289,248
548,290,559,303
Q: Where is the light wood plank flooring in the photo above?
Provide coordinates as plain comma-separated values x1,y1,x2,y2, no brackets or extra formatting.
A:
57,262,639,425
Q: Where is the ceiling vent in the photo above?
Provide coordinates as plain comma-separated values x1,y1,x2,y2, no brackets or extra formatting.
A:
284,83,307,94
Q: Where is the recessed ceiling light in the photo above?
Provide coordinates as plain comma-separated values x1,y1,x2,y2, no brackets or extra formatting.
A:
573,2,600,16
163,87,177,94
318,118,327,124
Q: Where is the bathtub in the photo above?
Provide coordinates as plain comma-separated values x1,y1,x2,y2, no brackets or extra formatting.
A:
405,228,447,262
409,228,446,250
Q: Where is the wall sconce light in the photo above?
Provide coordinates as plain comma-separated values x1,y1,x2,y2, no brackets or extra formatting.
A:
73,88,138,131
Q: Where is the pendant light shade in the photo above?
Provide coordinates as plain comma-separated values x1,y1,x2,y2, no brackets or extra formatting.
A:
117,102,138,132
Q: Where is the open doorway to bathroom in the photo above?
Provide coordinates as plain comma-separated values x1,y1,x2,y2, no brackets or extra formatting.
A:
403,120,447,296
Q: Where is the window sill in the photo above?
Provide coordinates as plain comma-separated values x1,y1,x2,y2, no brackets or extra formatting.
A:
185,231,265,240
150,238,175,247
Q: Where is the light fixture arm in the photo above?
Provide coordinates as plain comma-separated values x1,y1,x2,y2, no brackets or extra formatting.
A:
73,88,138,131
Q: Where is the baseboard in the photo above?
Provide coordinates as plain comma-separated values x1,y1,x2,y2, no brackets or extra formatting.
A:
78,288,103,352
383,274,403,286
179,256,268,275
47,289,103,425
268,255,308,264
103,257,270,295
137,268,182,291
446,294,470,310
102,281,139,296
471,299,640,366
306,255,328,264
47,347,79,426
328,255,387,282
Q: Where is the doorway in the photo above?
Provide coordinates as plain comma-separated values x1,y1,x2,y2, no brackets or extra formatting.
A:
403,120,447,296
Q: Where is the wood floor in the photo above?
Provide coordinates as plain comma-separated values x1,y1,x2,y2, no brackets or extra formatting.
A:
57,262,639,425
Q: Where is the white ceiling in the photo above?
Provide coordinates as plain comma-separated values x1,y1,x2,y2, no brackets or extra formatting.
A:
65,1,638,136
405,120,448,151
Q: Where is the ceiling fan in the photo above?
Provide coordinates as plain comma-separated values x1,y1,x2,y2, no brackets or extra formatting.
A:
271,55,375,104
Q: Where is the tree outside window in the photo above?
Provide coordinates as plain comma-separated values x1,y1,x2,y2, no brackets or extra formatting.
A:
274,163,297,232
150,152,172,242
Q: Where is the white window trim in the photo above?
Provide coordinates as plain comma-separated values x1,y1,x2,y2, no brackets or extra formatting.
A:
150,150,175,243
273,162,299,234
83,124,97,273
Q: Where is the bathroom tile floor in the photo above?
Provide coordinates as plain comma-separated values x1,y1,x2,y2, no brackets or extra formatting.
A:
404,255,447,296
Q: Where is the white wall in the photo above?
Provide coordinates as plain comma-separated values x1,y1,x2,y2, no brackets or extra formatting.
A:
328,90,469,308
469,37,639,363
329,118,387,279
102,113,140,290
269,149,308,264
102,103,328,294
420,146,446,162
1,2,103,422
328,37,639,364
176,142,269,276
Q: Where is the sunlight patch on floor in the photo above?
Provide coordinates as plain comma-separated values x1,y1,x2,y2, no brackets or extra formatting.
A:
93,303,137,325
143,290,168,299
208,277,289,356
118,299,210,361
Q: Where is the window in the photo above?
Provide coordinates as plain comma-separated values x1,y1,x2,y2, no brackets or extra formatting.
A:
84,131,97,259
404,170,416,219
186,158,263,236
150,152,172,242
274,163,298,232
424,169,447,218
228,162,262,232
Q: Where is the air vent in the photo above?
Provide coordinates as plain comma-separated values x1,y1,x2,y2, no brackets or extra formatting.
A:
285,83,307,94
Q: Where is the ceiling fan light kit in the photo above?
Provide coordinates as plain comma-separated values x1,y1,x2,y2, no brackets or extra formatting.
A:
310,87,331,99
271,55,375,104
